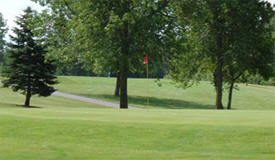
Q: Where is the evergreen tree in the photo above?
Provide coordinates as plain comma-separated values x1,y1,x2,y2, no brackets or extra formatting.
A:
2,7,57,107
0,12,7,65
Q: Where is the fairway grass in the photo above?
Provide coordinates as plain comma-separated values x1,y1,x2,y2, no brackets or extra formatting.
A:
1,77,275,159
0,87,275,159
56,76,275,110
0,105,275,159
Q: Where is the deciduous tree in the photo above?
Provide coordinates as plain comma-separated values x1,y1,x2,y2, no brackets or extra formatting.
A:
33,0,178,109
170,0,274,110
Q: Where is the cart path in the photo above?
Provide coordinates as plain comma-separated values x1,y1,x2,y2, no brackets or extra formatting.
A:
0,80,136,109
53,91,137,109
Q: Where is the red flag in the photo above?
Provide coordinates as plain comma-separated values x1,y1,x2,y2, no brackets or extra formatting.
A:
143,55,148,64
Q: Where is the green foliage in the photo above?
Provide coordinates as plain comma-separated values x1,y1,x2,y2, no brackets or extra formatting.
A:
170,0,219,85
73,0,177,74
2,7,57,105
243,74,275,86
224,0,274,80
263,77,275,86
0,12,7,65
171,0,274,84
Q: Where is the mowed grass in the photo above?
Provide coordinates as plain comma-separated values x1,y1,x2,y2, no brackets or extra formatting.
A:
0,82,275,159
56,76,275,110
0,89,275,160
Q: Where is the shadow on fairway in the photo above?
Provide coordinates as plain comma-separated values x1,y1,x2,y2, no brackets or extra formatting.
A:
16,105,42,109
0,102,42,109
81,94,214,109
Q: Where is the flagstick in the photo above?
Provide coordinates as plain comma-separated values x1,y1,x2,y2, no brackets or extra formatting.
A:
146,62,149,106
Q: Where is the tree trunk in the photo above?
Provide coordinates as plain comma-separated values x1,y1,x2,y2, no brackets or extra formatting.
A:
24,86,31,107
114,72,120,97
215,58,224,110
214,31,224,110
119,20,129,109
119,57,128,109
24,92,31,107
213,8,224,110
24,73,32,107
227,82,234,110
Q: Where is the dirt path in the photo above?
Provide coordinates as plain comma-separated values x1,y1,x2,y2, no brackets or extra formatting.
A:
53,91,136,109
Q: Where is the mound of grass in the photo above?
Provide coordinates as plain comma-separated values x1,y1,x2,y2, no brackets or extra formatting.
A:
56,76,275,110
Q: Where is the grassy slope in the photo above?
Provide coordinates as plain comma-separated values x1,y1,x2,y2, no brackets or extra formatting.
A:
0,81,275,159
56,76,275,110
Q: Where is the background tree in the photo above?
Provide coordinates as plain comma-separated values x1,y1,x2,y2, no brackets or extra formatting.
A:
0,12,7,66
223,0,274,109
2,7,57,107
170,0,274,110
170,0,226,109
32,0,122,96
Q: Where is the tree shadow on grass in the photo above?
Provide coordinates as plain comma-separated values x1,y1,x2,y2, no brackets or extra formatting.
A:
81,94,214,109
0,102,42,109
16,105,42,109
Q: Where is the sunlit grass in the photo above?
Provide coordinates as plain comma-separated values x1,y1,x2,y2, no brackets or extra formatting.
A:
56,76,275,110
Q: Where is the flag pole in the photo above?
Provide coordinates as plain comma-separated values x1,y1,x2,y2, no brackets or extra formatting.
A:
146,60,149,106
143,54,149,107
